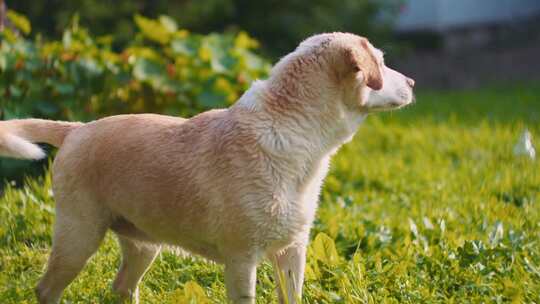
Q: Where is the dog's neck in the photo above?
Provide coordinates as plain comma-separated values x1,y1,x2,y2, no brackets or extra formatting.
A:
234,73,366,199
235,78,365,158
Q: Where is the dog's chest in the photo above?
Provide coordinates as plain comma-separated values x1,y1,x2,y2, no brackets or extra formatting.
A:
260,156,331,250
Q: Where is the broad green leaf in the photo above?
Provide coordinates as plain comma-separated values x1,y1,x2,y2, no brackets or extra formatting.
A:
311,232,340,267
62,30,73,48
54,83,75,95
0,28,18,43
198,89,225,108
171,38,197,56
198,44,212,62
235,31,258,49
181,281,209,304
134,14,170,44
133,58,165,81
78,58,104,75
159,15,178,33
35,101,60,116
7,10,31,35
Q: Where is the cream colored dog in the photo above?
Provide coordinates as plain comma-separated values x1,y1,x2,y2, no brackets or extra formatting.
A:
0,32,414,304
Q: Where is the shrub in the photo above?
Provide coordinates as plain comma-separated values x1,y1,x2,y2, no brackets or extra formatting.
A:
0,13,270,121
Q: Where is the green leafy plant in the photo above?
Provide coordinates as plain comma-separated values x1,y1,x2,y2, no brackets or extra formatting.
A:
0,12,270,121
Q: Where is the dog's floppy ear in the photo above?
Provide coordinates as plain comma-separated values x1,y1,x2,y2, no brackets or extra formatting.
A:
345,39,383,90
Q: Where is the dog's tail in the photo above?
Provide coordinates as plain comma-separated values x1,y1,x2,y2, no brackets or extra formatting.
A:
0,119,84,160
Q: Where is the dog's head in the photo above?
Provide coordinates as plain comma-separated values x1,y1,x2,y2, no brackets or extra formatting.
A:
296,33,415,113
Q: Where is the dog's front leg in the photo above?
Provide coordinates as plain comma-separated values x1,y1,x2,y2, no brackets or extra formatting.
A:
272,242,307,304
224,255,258,304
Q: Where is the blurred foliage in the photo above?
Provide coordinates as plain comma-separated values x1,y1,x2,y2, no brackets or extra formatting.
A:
0,13,269,121
8,0,400,57
0,11,270,182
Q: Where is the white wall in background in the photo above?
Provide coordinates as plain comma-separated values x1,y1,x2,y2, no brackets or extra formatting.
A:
396,0,540,32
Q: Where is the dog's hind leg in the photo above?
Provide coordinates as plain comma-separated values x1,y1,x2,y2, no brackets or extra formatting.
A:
35,207,108,304
112,235,160,303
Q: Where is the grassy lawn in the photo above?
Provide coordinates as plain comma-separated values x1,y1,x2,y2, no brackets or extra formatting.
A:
1,84,539,303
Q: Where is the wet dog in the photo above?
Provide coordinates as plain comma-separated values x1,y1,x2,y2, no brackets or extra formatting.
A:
0,32,414,304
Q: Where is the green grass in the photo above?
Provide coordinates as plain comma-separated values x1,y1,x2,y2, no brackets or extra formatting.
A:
1,84,540,303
